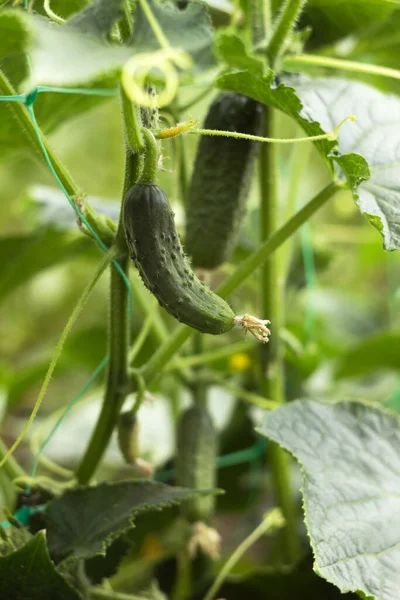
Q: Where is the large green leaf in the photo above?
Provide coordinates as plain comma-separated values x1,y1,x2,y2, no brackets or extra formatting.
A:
0,8,32,56
46,479,217,562
259,399,400,600
301,0,400,48
335,332,400,379
289,76,400,250
215,31,264,75
0,532,80,600
67,0,126,37
217,70,370,194
219,556,359,599
0,229,91,304
130,0,214,71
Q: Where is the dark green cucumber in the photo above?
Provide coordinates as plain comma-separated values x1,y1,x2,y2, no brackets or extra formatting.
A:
123,183,235,335
176,405,217,522
186,91,263,270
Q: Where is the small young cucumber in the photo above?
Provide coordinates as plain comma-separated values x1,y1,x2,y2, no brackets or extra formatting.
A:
123,183,235,335
176,405,217,523
186,92,263,270
117,411,139,465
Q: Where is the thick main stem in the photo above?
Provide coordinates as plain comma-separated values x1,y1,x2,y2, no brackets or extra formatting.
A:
76,153,138,484
259,110,299,563
267,0,307,66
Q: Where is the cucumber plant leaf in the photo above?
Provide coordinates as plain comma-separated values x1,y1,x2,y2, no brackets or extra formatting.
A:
335,332,400,379
216,32,264,75
46,479,218,563
129,0,214,71
258,399,400,600
291,77,400,250
0,532,80,600
67,0,126,38
301,0,399,49
217,70,370,196
0,229,91,305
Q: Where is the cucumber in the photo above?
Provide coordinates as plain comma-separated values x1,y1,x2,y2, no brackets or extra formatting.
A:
117,411,139,465
123,182,235,335
176,405,217,522
186,91,263,270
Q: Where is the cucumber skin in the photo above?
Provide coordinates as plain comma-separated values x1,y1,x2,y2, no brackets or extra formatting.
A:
176,405,217,522
123,183,235,335
186,92,264,270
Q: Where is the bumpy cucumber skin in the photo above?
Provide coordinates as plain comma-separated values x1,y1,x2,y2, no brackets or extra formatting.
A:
186,92,264,270
176,405,217,522
123,183,235,335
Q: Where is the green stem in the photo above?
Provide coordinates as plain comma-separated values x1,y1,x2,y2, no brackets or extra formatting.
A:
203,508,284,600
263,0,272,41
76,154,140,485
259,109,299,562
267,0,307,66
0,437,26,482
139,129,159,184
213,378,279,411
165,340,253,372
120,85,145,154
192,334,207,407
217,181,341,298
282,53,400,81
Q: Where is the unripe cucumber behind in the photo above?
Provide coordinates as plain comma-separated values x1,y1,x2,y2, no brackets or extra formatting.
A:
176,405,217,522
186,92,264,270
123,183,235,335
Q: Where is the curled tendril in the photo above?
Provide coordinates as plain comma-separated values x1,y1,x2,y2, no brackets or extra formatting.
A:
122,48,192,108
44,0,65,24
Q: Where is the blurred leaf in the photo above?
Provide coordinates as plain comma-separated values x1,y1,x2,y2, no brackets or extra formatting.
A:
46,479,217,563
291,77,400,250
219,555,359,599
6,359,69,408
216,32,264,74
28,16,130,87
27,185,119,230
301,0,399,48
130,0,214,71
0,229,90,304
0,532,80,600
68,0,126,38
335,332,400,378
84,536,130,584
0,9,32,56
259,399,400,600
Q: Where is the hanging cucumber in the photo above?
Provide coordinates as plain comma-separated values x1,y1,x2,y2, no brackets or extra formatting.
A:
176,404,217,522
123,129,270,341
185,92,263,270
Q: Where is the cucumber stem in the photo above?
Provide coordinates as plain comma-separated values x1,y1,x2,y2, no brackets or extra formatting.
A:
139,129,159,184
267,0,307,67
76,152,141,485
0,437,26,482
259,108,299,562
